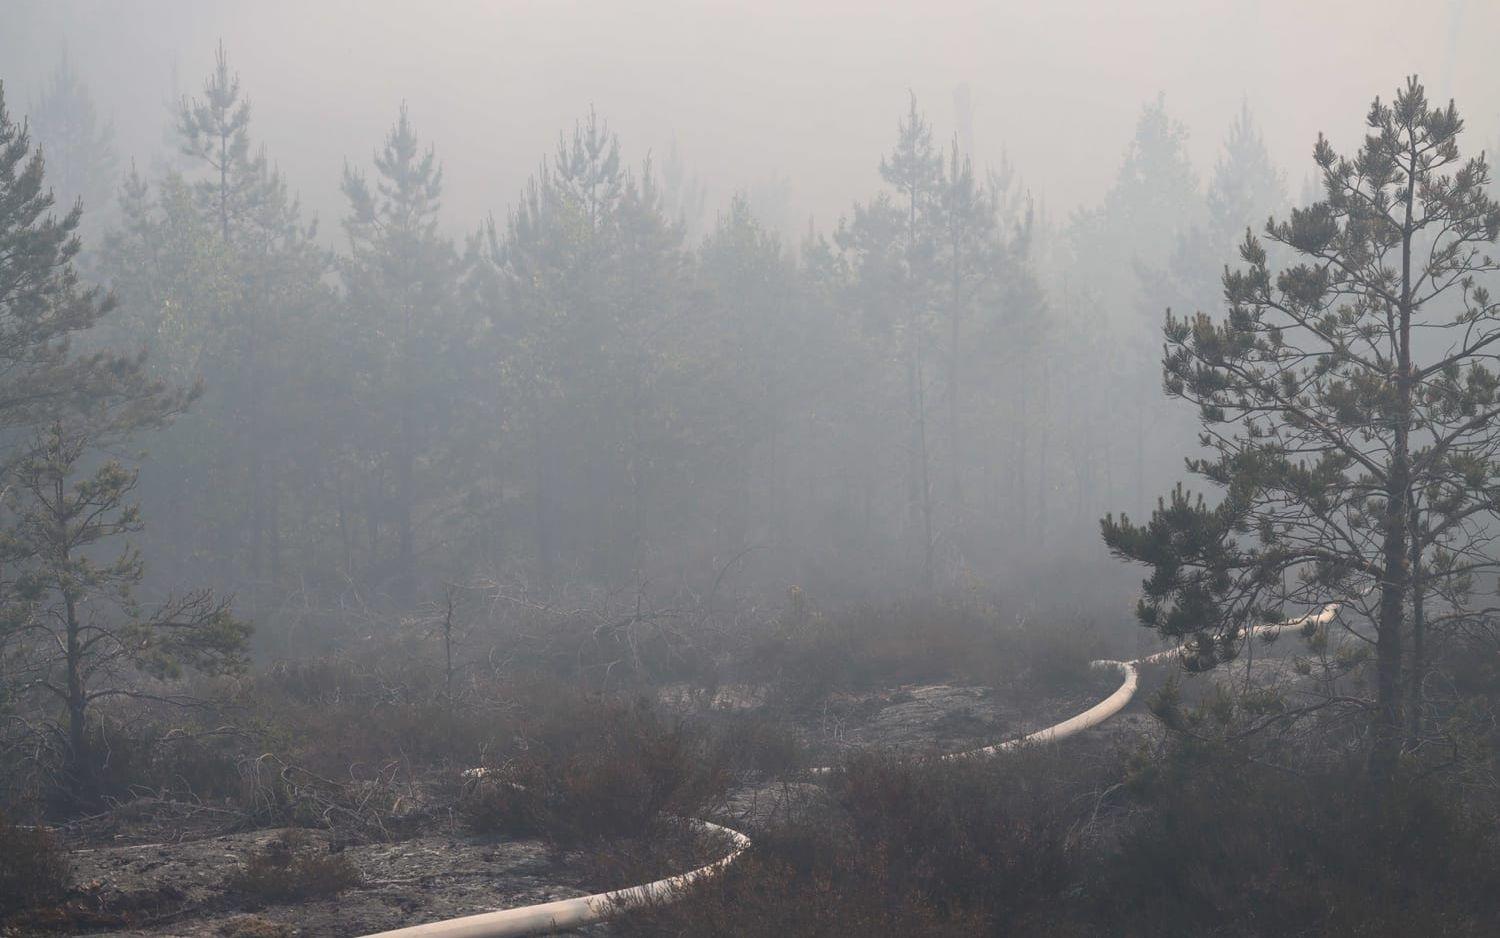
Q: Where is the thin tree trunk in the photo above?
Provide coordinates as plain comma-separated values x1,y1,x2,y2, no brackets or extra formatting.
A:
1037,356,1049,550
630,361,644,581
1372,139,1419,788
948,232,962,510
248,340,264,588
64,590,89,796
1406,496,1425,744
533,411,556,596
1374,489,1408,783
396,403,414,604
916,347,935,592
336,462,353,579
1017,360,1028,539
365,470,380,569
269,459,281,589
395,286,416,605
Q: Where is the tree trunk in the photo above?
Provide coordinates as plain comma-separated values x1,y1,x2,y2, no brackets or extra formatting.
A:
396,403,415,605
1017,360,1028,540
916,348,935,592
948,235,962,511
248,341,264,589
1037,357,1050,551
364,469,381,574
1372,137,1420,789
64,591,90,798
269,459,282,589
906,344,924,551
336,462,353,579
1373,486,1407,784
533,414,556,596
1406,497,1426,744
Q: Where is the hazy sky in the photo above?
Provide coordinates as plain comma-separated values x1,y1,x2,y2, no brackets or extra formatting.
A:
3,0,1495,238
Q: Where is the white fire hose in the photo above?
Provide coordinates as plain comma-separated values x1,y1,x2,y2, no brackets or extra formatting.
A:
362,819,749,938
364,602,1341,937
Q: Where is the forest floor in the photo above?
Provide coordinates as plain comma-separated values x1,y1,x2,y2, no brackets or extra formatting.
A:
55,665,1190,938
67,828,598,937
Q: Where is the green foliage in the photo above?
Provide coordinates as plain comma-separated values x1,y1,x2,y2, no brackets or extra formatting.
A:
0,81,173,434
0,421,248,796
1103,78,1500,777
175,41,260,242
0,75,237,806
339,104,468,602
95,42,335,604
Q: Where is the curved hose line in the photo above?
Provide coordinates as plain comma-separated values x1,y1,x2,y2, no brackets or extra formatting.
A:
959,659,1138,757
361,819,750,938
361,601,1342,937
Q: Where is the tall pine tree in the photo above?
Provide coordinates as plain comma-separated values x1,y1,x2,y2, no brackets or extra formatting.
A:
1103,78,1500,787
27,50,117,242
341,104,464,604
0,79,241,801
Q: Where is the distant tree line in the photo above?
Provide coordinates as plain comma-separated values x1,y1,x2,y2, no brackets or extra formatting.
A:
16,45,1289,647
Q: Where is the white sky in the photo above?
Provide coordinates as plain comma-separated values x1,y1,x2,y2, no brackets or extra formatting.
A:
4,0,1495,236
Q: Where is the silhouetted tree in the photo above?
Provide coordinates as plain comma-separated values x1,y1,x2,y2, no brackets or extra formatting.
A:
841,95,944,589
0,81,238,801
341,104,465,604
2,422,247,800
26,50,116,240
1103,78,1500,788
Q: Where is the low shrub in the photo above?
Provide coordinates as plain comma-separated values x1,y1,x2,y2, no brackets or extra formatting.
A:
713,710,807,778
622,700,1500,938
746,594,1103,707
1104,727,1500,936
224,830,361,905
0,811,70,924
617,744,1110,935
461,695,730,844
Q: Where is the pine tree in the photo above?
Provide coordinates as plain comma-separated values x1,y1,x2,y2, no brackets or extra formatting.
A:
0,80,160,436
341,104,463,604
0,80,234,801
1102,78,1500,788
974,188,1050,546
1,422,247,800
489,109,629,589
933,136,998,511
1205,101,1287,248
699,194,798,551
611,158,691,580
840,94,944,589
1109,95,1202,277
552,105,622,239
1167,102,1287,318
175,42,263,246
160,43,326,597
1074,95,1203,516
659,138,707,242
27,50,117,241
